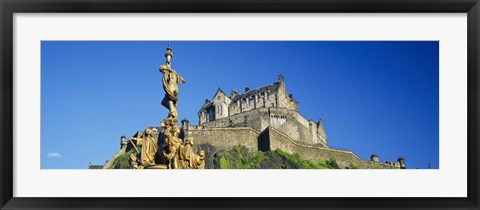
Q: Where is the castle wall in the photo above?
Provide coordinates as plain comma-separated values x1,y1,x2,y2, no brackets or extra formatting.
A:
187,127,260,153
264,127,399,169
198,107,327,146
183,125,399,169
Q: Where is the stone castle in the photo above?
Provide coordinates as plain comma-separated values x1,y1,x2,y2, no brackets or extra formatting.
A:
179,75,406,169
197,75,328,147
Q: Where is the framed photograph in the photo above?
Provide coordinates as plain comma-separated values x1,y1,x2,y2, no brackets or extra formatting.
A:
1,0,479,209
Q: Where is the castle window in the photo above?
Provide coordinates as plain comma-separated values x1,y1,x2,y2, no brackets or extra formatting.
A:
246,97,250,106
265,92,269,100
255,94,259,103
237,100,240,108
209,109,214,121
219,105,222,114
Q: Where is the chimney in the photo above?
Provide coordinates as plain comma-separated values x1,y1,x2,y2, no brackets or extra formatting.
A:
278,74,284,83
205,99,211,104
245,87,250,92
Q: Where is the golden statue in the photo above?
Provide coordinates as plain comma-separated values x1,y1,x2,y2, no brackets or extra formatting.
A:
161,118,182,169
179,137,205,169
129,43,205,170
140,128,158,167
128,128,158,168
160,44,185,121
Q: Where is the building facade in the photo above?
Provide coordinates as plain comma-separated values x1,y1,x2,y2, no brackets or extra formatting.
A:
197,75,328,147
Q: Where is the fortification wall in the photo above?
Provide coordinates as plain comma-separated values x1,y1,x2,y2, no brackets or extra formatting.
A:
198,107,326,146
263,127,399,169
185,125,398,169
200,108,269,133
188,127,260,153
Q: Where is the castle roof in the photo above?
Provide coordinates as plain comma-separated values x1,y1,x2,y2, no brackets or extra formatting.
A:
212,87,227,99
231,82,279,101
200,102,213,110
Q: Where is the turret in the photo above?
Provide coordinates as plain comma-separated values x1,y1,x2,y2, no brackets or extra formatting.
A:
397,156,406,169
370,153,379,162
120,135,128,147
181,118,190,130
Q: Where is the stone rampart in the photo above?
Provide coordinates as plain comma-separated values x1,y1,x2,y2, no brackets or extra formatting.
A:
262,127,399,169
184,125,400,169
198,107,327,146
188,127,260,153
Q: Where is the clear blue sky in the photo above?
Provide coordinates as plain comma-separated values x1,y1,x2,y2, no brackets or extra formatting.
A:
41,41,439,169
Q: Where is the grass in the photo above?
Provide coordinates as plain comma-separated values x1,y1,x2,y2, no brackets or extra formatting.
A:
109,145,355,169
274,149,340,169
219,156,229,169
217,147,343,169
108,147,141,169
218,146,267,169
349,163,359,169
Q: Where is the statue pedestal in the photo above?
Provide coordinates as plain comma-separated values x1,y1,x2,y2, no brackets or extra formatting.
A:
145,164,168,169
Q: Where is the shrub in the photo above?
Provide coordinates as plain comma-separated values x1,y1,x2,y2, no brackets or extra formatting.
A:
109,149,136,169
349,163,359,169
325,158,340,169
219,156,229,169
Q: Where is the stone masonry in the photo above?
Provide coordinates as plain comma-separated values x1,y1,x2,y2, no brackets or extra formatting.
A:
198,75,327,146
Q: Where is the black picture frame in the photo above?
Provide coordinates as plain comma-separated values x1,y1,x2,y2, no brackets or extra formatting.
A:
1,0,479,209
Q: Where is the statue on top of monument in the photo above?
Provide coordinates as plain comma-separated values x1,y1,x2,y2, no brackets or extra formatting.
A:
160,43,185,121
127,43,205,170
